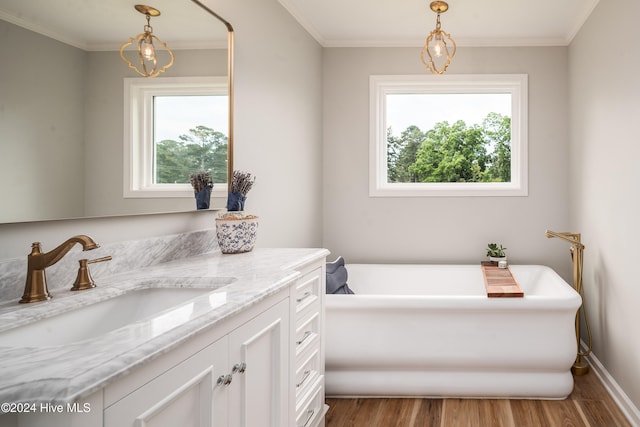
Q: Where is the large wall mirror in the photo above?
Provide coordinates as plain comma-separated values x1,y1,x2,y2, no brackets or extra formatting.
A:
0,0,233,223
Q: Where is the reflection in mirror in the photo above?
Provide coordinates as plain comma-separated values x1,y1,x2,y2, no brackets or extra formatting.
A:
0,0,233,223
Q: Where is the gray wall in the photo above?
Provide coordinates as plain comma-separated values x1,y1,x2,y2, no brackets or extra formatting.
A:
209,0,324,248
0,21,86,222
569,0,640,411
323,46,571,275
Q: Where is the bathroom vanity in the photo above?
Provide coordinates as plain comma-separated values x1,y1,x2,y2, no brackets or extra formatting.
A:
0,247,328,427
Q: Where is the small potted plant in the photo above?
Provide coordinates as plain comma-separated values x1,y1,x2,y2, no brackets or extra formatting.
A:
226,170,256,212
190,171,213,210
486,243,507,263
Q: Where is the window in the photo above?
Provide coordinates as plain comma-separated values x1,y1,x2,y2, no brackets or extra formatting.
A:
124,76,228,198
370,74,528,197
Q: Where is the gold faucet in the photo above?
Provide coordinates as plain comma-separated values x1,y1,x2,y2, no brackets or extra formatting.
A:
71,256,113,291
20,235,100,304
545,229,592,375
545,230,584,249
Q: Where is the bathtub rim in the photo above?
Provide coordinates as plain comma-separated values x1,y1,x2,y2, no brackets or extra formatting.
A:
326,263,581,310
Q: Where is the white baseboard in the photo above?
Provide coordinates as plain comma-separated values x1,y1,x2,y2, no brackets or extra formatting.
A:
584,343,640,427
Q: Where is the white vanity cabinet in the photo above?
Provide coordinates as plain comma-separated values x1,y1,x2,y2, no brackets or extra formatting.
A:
290,262,326,427
226,297,290,427
1,253,327,427
104,335,228,427
104,296,290,427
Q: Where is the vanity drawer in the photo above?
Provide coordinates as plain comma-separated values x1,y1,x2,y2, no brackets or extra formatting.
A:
295,267,322,318
292,260,325,427
295,378,325,427
295,311,320,359
295,347,321,398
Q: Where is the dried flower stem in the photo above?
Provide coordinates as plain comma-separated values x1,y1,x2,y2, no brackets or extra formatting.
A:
230,170,255,195
190,171,213,192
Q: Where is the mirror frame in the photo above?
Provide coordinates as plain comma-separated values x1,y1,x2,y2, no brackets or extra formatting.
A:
191,0,234,186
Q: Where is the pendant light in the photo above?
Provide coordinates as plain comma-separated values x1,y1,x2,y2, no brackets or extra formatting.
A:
119,5,174,78
420,1,456,74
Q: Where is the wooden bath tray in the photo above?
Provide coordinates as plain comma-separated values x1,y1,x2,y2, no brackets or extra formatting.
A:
481,262,524,298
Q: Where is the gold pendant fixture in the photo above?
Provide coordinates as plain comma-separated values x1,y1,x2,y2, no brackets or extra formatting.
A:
119,5,174,78
420,1,456,74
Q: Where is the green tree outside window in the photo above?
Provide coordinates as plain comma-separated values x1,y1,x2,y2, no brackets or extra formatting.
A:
155,125,228,184
387,113,511,183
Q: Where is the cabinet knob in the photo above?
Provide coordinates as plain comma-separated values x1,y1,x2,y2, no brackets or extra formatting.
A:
216,374,232,386
232,362,246,374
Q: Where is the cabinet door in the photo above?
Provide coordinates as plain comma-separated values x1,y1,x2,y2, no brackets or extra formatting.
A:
227,299,289,427
104,337,228,427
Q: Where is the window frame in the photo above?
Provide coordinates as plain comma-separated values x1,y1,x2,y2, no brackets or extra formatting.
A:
369,74,528,197
123,76,228,198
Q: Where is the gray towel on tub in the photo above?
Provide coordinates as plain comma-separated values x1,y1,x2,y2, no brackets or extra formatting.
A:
326,256,355,294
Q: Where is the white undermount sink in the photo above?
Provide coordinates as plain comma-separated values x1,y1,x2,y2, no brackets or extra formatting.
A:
0,279,235,348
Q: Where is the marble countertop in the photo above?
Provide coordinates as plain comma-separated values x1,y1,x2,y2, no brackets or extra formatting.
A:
0,247,329,405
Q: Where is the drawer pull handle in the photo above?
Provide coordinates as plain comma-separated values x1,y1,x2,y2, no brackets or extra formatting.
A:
296,291,312,303
298,408,315,427
296,370,311,388
296,331,312,345
216,374,232,386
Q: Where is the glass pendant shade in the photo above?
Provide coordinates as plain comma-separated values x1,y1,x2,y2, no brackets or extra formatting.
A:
432,35,445,57
140,36,155,61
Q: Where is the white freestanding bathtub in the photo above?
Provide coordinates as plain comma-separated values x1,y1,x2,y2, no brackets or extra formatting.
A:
325,264,582,399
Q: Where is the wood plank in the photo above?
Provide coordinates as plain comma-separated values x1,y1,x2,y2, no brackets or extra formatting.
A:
510,400,551,427
541,400,588,427
571,371,611,400
325,398,357,427
574,374,633,426
576,399,632,427
372,398,414,426
350,398,381,426
409,399,442,427
441,399,480,426
478,399,516,427
481,262,524,297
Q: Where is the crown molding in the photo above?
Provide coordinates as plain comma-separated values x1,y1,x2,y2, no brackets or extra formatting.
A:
321,37,571,48
565,0,600,44
278,0,326,46
0,10,88,50
1,11,226,52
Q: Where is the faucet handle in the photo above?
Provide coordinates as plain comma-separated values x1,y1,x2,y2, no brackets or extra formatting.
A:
71,256,112,291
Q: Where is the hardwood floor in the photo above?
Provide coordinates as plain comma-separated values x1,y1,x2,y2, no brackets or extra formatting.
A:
325,373,632,426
